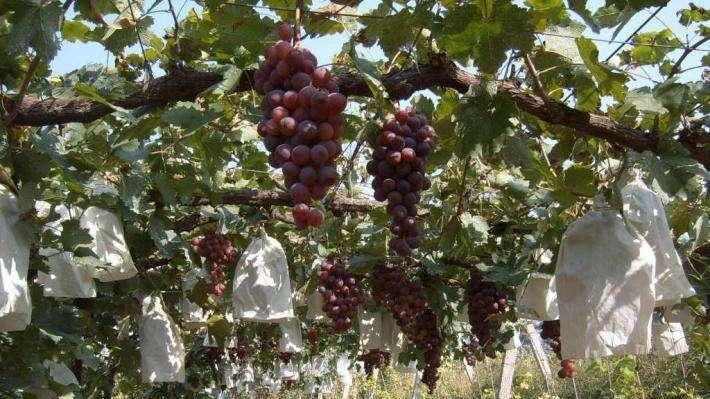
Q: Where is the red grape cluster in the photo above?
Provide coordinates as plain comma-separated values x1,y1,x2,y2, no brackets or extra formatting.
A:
191,229,237,297
316,258,366,332
255,24,347,229
228,339,250,363
366,108,437,256
466,271,508,352
279,352,293,364
541,320,576,379
306,326,319,346
372,264,443,392
359,350,391,376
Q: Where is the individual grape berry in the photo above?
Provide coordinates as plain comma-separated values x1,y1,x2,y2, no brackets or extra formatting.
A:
278,24,293,41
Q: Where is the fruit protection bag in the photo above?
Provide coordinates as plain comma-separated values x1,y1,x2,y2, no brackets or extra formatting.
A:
36,205,96,298
555,207,655,359
359,308,384,351
515,273,559,321
279,317,303,353
233,232,294,322
80,206,137,282
0,186,31,332
182,267,207,329
652,317,688,357
140,295,185,383
622,177,696,306
382,312,416,372
306,290,326,321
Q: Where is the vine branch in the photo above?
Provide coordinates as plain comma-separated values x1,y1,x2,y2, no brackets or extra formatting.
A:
2,54,708,168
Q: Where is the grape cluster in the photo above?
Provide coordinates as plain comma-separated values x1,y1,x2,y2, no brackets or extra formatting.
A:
359,350,391,376
228,339,250,363
316,259,366,332
372,264,443,392
255,24,347,229
279,352,293,364
191,229,237,297
541,320,576,379
367,108,437,256
306,326,319,346
466,271,508,352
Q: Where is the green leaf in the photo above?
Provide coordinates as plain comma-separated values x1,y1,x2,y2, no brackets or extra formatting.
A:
542,25,584,63
60,219,93,253
349,43,393,114
162,102,221,133
440,1,534,74
206,314,230,348
576,37,628,101
204,65,242,96
622,30,681,66
525,0,569,30
6,1,63,60
62,20,91,42
619,88,668,115
563,164,596,197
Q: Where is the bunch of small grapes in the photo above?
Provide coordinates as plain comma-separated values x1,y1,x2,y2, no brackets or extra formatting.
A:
191,229,237,297
541,320,576,379
466,271,508,351
372,263,443,392
316,258,366,332
206,347,224,361
306,326,319,346
255,24,347,229
366,108,437,256
359,350,391,376
228,339,250,363
279,352,293,364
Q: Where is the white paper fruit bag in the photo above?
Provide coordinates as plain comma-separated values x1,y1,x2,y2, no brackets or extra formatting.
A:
555,208,656,359
182,268,207,329
359,308,383,351
233,232,294,322
306,290,326,321
652,318,689,357
0,186,31,332
622,178,696,306
276,360,300,381
37,248,96,298
515,273,558,321
80,207,137,282
36,204,96,298
279,317,303,353
140,295,185,383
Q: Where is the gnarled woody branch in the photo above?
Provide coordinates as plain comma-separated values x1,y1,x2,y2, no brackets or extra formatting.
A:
172,189,380,233
3,57,708,168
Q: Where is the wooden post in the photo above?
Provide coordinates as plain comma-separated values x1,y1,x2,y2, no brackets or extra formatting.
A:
498,347,519,399
523,322,554,393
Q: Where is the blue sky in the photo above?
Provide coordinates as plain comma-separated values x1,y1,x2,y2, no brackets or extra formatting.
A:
50,0,707,90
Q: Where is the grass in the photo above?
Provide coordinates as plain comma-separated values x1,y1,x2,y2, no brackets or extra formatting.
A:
250,349,706,399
